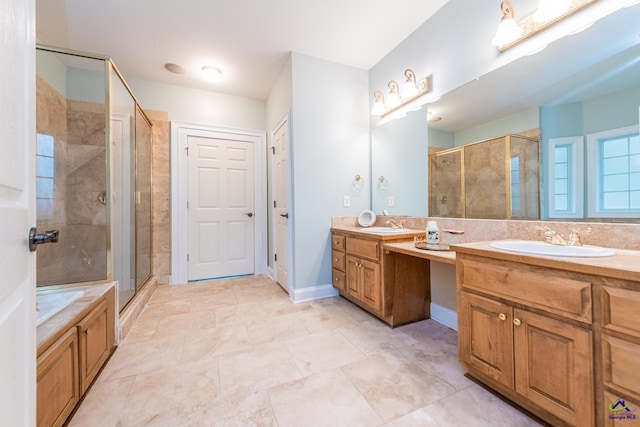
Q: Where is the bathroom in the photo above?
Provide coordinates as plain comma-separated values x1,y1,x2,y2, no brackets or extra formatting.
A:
2,0,640,425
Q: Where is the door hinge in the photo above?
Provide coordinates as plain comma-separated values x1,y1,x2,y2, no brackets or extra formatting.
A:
274,253,278,262
187,200,189,209
185,146,189,156
187,254,190,262
274,200,277,208
271,146,275,155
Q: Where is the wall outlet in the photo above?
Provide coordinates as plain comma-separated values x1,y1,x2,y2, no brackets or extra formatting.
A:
388,196,395,207
343,195,351,207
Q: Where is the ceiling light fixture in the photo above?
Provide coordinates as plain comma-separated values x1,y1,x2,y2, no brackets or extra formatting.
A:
491,1,523,46
371,68,433,119
202,66,223,83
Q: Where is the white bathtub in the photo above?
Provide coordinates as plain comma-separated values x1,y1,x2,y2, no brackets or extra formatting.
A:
36,290,84,326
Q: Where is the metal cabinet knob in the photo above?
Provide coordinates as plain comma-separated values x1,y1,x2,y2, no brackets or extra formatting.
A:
513,318,522,326
499,313,507,321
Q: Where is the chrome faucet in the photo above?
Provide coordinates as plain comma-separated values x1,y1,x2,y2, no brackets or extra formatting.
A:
386,219,405,229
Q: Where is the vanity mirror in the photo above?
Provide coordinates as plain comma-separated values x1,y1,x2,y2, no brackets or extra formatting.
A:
371,2,640,222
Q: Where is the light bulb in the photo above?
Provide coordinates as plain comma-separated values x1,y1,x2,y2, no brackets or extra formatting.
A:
533,0,571,22
492,18,523,46
202,66,222,83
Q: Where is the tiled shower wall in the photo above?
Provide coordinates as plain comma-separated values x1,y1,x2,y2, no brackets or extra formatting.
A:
36,76,171,288
147,110,170,286
36,77,107,286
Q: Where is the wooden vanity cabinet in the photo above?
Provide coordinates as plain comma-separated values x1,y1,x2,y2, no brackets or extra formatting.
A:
457,253,595,427
331,229,429,326
37,287,115,427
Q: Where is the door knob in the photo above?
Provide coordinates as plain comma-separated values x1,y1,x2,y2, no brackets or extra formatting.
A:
29,227,59,252
280,213,289,218
243,212,254,217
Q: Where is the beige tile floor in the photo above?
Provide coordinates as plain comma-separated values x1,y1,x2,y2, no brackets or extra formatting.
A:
69,275,542,427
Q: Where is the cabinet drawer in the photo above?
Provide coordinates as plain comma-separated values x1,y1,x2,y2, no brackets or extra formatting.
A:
346,237,379,260
332,250,345,271
601,286,640,339
602,335,640,402
332,268,346,292
332,234,345,251
460,258,592,323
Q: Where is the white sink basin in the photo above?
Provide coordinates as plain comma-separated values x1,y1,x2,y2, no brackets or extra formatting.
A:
360,227,410,233
489,240,616,258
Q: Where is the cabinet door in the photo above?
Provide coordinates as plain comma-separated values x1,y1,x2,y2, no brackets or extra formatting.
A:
514,309,594,427
346,255,361,299
360,258,381,313
459,292,514,388
37,328,80,427
78,299,110,394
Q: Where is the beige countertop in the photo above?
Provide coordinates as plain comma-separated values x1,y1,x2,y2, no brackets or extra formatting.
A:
383,241,456,265
331,225,424,240
37,282,116,355
452,241,640,282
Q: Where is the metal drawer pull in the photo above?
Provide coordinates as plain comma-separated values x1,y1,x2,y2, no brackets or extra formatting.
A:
513,318,522,326
499,313,507,321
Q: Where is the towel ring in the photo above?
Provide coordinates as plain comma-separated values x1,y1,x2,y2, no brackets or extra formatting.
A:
378,176,389,190
352,174,365,191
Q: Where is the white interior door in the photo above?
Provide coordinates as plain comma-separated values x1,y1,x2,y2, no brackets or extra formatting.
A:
187,131,255,281
0,0,36,424
273,118,290,292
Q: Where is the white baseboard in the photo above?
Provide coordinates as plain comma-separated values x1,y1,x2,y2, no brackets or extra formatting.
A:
430,303,458,331
291,284,338,304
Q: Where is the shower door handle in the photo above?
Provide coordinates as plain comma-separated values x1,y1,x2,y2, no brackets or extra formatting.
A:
28,227,59,252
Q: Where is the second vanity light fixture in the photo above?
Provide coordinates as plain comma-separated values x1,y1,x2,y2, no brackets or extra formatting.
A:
371,68,432,118
492,0,597,50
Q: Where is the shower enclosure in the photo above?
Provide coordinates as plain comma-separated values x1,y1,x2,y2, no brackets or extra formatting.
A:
35,46,153,311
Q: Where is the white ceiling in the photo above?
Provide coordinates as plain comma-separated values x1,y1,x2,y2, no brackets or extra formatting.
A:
36,0,450,100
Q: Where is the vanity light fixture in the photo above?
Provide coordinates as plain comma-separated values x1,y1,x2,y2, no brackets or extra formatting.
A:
491,1,523,46
493,0,599,52
370,68,432,119
202,66,223,83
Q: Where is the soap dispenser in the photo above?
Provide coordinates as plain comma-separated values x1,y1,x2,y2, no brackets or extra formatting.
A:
426,221,440,244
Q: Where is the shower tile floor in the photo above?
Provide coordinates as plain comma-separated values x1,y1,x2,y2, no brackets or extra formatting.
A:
69,275,542,427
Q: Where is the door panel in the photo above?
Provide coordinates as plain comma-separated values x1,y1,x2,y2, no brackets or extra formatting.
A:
0,0,36,424
188,133,254,280
274,118,290,292
459,292,514,388
514,309,594,426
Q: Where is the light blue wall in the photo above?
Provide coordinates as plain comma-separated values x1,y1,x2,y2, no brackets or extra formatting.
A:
290,53,370,289
454,108,539,146
127,78,266,130
539,85,640,218
371,107,428,216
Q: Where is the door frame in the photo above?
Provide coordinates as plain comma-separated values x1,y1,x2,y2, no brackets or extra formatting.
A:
170,121,267,285
268,111,294,294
